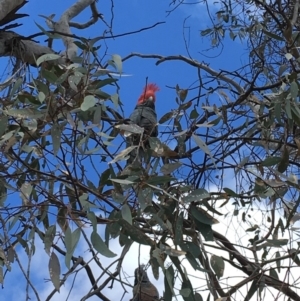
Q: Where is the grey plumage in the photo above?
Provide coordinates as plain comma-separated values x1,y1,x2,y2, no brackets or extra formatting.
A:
131,265,159,301
126,84,159,165
129,100,158,138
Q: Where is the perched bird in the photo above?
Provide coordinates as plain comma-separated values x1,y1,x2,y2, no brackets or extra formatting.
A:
126,83,160,165
131,265,159,301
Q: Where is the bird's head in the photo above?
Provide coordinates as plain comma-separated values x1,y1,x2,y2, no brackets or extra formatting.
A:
137,83,160,105
134,264,149,284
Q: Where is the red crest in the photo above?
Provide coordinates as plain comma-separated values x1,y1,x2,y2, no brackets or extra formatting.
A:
137,83,160,104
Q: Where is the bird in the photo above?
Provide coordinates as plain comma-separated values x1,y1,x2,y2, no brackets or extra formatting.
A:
126,83,160,165
131,264,159,301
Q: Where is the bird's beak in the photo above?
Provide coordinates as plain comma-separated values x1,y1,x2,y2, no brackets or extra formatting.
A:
147,96,154,102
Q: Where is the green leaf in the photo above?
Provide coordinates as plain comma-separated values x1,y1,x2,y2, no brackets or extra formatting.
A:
152,247,165,268
121,204,132,225
266,239,289,247
111,54,122,74
279,64,288,77
0,180,7,206
164,265,175,298
269,268,279,280
245,279,258,301
185,252,202,270
223,187,239,197
160,162,182,175
64,227,72,268
262,157,281,166
98,168,111,189
159,112,174,124
87,212,98,232
275,251,281,273
92,78,118,89
49,252,61,291
117,219,155,246
105,210,122,241
138,188,153,211
290,81,299,100
277,146,289,173
190,108,199,119
148,136,163,150
51,124,61,156
71,228,81,251
93,105,102,124
190,205,218,225
146,176,176,185
210,255,224,279
182,189,210,203
178,89,188,101
10,77,23,96
285,99,292,119
180,288,191,298
263,29,284,41
192,134,215,164
35,22,61,39
284,53,293,61
91,231,117,257
291,104,300,126
0,116,8,137
182,242,201,259
193,218,214,241
180,279,194,301
6,108,44,119
92,89,111,99
174,212,183,245
274,101,282,123
192,134,211,155
36,53,61,66
68,73,82,92
110,178,134,185
150,248,160,280
194,293,203,301
44,225,56,255
81,95,96,111
237,156,249,169
200,28,212,36
288,249,300,266
110,93,119,108
57,207,68,232
160,243,186,257
256,239,289,250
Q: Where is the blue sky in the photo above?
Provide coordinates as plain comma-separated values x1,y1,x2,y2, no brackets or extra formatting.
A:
0,1,255,300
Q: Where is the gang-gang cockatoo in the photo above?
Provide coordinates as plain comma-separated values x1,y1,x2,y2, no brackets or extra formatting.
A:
126,83,160,165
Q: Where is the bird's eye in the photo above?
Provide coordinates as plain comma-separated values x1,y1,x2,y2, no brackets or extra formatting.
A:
147,96,153,101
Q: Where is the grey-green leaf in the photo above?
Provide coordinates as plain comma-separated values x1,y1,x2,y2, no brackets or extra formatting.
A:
121,204,132,225
111,54,122,74
51,124,61,156
160,162,182,175
81,95,96,111
210,255,224,279
91,231,117,258
192,134,212,156
182,189,210,203
138,188,153,211
36,53,61,66
49,252,61,291
262,157,281,166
